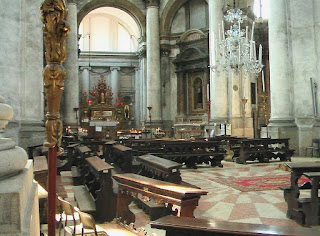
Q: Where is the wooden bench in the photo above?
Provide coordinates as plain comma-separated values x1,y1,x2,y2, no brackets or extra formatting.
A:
236,138,294,164
103,140,117,163
113,173,207,224
73,156,116,222
110,144,133,173
137,154,183,184
27,144,43,159
281,162,320,226
150,215,320,236
135,154,183,220
33,156,48,189
122,139,226,168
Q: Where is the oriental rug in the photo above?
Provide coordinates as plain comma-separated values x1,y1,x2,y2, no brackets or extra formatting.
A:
212,175,310,192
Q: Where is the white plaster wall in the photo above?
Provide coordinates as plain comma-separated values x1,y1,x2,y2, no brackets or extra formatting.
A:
190,0,208,29
171,7,186,34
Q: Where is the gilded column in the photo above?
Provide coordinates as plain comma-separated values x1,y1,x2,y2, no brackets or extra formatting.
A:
110,67,121,104
64,0,79,127
208,0,228,123
145,0,162,122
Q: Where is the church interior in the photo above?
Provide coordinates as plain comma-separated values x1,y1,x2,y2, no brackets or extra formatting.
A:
2,0,320,235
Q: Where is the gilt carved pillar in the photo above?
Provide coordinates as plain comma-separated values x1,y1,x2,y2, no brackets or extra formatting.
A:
145,0,162,123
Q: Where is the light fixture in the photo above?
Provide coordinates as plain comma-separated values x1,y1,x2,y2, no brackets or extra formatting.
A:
214,8,263,76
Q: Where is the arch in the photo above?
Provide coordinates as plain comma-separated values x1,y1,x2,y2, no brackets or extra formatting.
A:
160,0,208,38
78,0,146,38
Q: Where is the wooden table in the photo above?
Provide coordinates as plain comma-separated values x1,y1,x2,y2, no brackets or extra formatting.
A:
113,173,207,224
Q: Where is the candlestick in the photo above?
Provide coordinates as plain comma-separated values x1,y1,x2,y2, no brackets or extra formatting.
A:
253,41,256,60
251,22,255,41
222,20,225,40
245,26,248,43
262,71,265,92
259,44,262,65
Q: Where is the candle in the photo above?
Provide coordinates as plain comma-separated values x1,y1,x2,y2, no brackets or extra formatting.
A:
218,24,221,41
262,71,265,92
251,22,255,41
222,20,225,40
259,44,262,65
207,84,210,100
253,41,256,60
238,21,241,36
250,42,253,60
245,26,248,43
243,85,246,99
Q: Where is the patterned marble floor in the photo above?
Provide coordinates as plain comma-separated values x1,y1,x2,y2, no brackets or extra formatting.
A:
53,157,320,235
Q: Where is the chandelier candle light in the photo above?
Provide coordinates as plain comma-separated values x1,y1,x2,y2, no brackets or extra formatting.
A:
215,9,263,75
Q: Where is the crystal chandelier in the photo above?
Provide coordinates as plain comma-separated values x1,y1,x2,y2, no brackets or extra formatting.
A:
215,8,263,75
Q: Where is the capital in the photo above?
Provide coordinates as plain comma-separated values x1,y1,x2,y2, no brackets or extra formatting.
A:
110,66,121,71
145,0,159,8
67,0,77,4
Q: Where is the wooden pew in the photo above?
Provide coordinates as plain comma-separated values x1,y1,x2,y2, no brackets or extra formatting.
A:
109,144,133,173
150,215,320,236
281,162,320,226
113,173,207,224
137,154,183,184
73,156,116,222
135,154,183,220
103,140,118,163
122,139,226,168
236,138,294,164
33,156,48,190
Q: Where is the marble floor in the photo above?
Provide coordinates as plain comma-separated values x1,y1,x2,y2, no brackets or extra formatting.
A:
42,156,320,235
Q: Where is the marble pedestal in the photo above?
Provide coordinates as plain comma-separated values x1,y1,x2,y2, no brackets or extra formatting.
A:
0,160,40,235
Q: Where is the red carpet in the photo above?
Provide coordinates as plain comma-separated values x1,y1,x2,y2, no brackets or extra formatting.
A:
213,175,310,192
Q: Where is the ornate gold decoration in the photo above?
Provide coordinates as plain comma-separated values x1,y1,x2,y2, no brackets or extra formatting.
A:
41,0,70,150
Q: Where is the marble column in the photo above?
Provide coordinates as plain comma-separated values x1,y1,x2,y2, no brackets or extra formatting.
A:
138,46,147,125
146,0,162,123
110,67,121,104
80,66,90,95
268,0,294,126
64,0,79,127
208,0,228,123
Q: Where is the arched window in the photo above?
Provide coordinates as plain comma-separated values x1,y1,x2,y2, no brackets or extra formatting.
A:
79,7,139,52
193,78,203,109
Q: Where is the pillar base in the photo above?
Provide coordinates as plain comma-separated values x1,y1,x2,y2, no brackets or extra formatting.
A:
0,160,40,235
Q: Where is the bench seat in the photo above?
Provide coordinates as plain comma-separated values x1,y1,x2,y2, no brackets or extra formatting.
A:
73,185,96,213
151,215,320,236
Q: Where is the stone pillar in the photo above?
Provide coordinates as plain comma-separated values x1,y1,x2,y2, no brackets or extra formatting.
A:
268,0,297,150
110,67,121,104
138,46,147,125
269,0,294,126
64,0,79,127
146,0,162,123
134,68,140,127
0,96,40,235
208,0,228,123
0,0,45,148
80,66,90,95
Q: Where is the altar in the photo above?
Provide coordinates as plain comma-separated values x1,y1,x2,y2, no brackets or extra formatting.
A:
80,74,126,140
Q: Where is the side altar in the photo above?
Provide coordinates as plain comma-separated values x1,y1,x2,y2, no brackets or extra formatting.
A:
80,74,127,140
